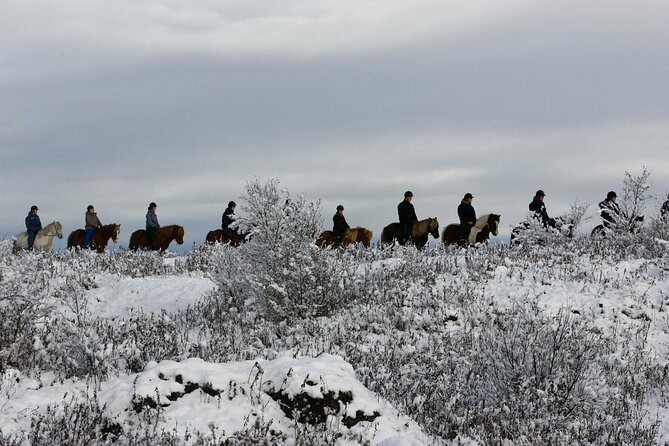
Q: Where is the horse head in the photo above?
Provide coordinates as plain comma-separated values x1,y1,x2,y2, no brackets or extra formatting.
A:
360,228,373,247
54,221,64,239
488,214,500,236
174,225,185,244
112,224,121,243
429,218,440,239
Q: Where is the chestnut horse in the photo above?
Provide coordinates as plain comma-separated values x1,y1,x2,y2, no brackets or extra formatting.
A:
380,218,439,249
205,229,248,247
129,225,185,251
67,224,121,253
13,221,64,254
442,213,500,247
315,227,374,248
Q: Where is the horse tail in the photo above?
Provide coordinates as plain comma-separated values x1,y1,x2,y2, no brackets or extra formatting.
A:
129,230,144,250
380,224,396,244
67,232,76,249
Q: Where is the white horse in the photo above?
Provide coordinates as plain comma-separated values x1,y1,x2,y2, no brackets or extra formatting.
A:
13,221,64,254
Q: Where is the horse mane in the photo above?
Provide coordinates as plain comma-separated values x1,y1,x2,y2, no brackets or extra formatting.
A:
474,214,491,229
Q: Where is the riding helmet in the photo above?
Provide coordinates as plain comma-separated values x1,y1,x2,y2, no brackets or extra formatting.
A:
404,191,414,197
30,205,38,211
607,191,617,199
535,190,546,197
228,201,236,208
336,205,344,211
464,193,474,199
87,204,94,211
148,202,157,209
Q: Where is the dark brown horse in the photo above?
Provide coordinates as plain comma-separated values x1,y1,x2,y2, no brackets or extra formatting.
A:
442,213,500,247
129,225,185,251
380,218,439,249
315,227,374,248
205,229,248,247
67,224,121,253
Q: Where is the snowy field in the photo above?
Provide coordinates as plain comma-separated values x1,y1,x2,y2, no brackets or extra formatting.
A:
2,179,669,445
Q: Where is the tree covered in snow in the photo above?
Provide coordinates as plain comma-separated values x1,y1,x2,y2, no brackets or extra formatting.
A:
234,177,356,320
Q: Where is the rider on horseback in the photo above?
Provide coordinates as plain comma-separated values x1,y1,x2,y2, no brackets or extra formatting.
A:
221,201,236,241
529,190,552,227
145,202,160,249
398,191,418,245
332,205,350,247
458,193,476,242
25,205,42,250
84,205,103,247
662,194,669,219
599,191,622,229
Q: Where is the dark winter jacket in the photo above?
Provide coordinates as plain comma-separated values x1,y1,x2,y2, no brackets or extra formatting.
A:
85,212,103,230
398,200,418,225
146,210,160,230
25,212,42,233
333,212,350,236
458,201,477,226
598,199,622,225
529,198,550,226
221,208,235,230
662,200,669,217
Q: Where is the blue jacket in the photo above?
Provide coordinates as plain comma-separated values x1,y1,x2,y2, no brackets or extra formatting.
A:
25,212,42,233
146,210,160,230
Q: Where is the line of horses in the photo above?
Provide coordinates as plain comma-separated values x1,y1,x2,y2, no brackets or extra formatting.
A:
10,214,502,254
11,223,184,254
317,213,501,249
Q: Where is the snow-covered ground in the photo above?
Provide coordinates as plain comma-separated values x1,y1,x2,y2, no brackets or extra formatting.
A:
1,226,669,444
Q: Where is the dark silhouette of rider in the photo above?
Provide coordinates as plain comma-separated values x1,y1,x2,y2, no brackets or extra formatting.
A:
332,205,350,247
458,193,476,242
222,201,236,241
529,190,552,227
25,205,42,250
662,194,669,219
398,191,418,245
599,191,622,229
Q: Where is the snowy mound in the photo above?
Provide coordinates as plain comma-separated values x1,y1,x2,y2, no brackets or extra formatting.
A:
3,354,428,445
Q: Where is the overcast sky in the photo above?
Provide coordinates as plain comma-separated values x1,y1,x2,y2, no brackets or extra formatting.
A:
2,0,668,251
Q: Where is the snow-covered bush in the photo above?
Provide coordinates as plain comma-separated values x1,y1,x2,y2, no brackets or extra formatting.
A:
234,178,355,320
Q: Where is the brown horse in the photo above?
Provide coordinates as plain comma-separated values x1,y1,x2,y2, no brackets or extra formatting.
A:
442,213,500,247
315,227,374,248
205,229,248,247
67,224,121,253
380,218,439,249
129,225,185,251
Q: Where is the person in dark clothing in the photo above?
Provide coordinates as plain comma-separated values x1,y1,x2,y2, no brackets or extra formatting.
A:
221,201,236,240
599,191,622,229
25,205,42,250
662,194,669,219
332,205,350,247
84,205,103,247
398,191,418,245
145,202,160,249
529,190,552,227
458,193,476,241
